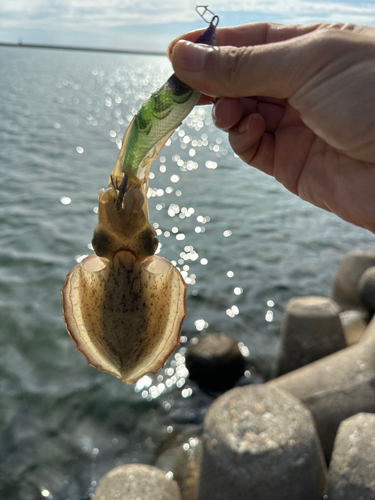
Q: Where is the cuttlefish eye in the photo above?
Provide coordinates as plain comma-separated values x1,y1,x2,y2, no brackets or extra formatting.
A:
138,228,159,257
92,226,113,258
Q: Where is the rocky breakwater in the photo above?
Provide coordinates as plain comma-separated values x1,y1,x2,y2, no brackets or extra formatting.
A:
269,250,375,462
93,250,375,499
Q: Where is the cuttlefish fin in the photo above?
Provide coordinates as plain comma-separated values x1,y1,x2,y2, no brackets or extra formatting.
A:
62,251,187,384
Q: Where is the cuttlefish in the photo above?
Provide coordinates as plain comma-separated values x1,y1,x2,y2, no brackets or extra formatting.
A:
62,9,218,384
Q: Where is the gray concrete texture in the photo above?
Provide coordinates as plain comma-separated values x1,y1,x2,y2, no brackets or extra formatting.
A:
331,250,375,309
186,333,245,391
93,463,182,500
358,266,375,312
186,332,245,391
156,435,202,500
269,314,375,461
197,385,326,500
326,412,375,499
339,309,367,346
275,296,347,376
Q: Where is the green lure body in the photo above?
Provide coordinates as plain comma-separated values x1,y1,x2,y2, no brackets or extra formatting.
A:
123,19,218,175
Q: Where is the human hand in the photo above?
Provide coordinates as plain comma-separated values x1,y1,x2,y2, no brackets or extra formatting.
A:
168,23,375,232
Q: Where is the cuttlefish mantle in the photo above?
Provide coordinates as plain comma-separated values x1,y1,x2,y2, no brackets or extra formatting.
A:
62,252,187,384
62,121,187,384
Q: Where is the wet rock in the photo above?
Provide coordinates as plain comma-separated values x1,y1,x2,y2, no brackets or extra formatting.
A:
325,413,375,499
198,385,326,500
268,315,375,461
156,434,202,500
331,250,375,309
185,333,245,391
92,463,181,500
275,296,346,376
358,266,375,312
339,309,368,346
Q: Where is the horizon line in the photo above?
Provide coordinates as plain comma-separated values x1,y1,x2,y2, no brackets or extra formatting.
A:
0,41,166,57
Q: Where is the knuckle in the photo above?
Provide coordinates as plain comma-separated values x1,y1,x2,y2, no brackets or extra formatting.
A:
222,47,249,93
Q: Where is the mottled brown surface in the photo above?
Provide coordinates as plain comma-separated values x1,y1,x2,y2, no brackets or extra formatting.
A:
63,113,188,384
62,251,187,384
92,116,175,261
92,186,159,261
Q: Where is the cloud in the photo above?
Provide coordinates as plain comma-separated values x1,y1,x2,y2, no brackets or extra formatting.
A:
1,0,375,30
1,0,194,27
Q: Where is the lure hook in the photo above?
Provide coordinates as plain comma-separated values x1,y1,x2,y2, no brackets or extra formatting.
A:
195,5,219,26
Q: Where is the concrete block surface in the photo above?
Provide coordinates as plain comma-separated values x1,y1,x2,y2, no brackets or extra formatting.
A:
269,316,375,460
93,463,181,500
339,309,368,346
332,251,375,309
326,412,375,499
198,385,326,500
358,266,375,312
186,333,245,391
156,434,202,500
275,296,346,376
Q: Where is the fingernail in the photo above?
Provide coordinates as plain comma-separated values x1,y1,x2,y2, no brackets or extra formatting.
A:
211,98,222,123
172,41,211,72
212,99,231,131
238,115,253,134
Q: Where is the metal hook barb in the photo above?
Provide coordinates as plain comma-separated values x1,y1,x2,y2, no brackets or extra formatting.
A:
195,5,219,26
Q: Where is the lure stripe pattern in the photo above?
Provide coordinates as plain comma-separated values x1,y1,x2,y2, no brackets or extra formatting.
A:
123,19,218,174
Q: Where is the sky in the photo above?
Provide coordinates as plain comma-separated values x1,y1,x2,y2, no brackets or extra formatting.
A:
1,0,375,52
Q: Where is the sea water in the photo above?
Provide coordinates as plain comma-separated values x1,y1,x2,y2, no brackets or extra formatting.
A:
0,46,374,499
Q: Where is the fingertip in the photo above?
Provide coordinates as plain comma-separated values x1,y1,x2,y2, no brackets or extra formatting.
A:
229,113,266,152
198,95,216,106
168,28,207,60
167,42,174,61
212,97,243,130
241,113,266,136
229,114,274,175
169,39,188,64
171,40,211,73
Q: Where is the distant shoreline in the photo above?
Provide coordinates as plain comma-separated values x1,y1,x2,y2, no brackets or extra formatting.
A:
0,41,165,57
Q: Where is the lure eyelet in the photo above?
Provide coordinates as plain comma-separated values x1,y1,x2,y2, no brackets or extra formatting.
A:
195,5,219,26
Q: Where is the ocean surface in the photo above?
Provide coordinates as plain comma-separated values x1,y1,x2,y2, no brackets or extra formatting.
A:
0,45,374,499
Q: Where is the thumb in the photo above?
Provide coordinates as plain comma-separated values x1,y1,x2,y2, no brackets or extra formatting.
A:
170,35,332,100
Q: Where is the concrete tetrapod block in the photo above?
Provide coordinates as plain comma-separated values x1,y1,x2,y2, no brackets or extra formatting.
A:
197,385,326,500
156,435,202,500
331,250,375,309
93,463,182,500
186,333,245,391
275,296,347,376
325,413,375,499
339,309,368,346
358,266,375,312
268,315,375,461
